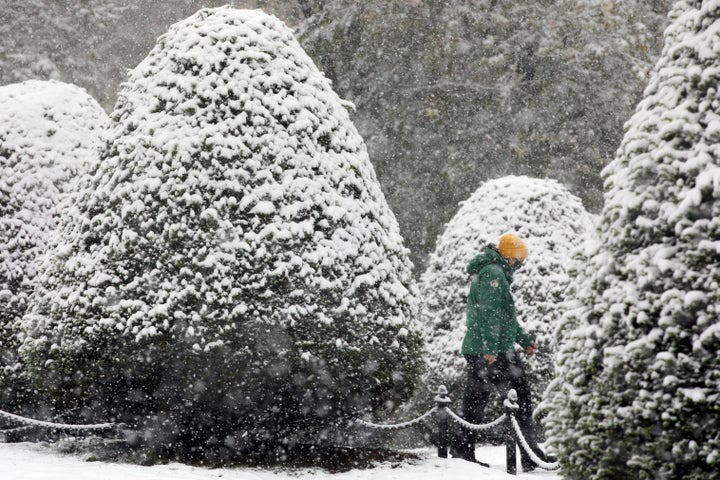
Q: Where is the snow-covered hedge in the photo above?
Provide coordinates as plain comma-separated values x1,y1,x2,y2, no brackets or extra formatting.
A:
420,176,593,407
544,2,720,478
20,7,422,459
0,80,106,408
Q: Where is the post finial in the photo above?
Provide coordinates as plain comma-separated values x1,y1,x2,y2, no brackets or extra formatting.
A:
434,385,452,404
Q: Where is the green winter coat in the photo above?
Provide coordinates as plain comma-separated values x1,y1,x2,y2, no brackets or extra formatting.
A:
461,247,535,355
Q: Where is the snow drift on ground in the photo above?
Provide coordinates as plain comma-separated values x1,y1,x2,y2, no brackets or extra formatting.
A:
0,442,562,480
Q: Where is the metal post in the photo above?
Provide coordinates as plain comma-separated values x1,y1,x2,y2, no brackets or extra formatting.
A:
503,389,520,475
505,418,517,475
434,385,452,458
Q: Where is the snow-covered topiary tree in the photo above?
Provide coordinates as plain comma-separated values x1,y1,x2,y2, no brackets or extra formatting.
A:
20,7,422,460
544,2,720,478
0,80,106,409
419,175,593,410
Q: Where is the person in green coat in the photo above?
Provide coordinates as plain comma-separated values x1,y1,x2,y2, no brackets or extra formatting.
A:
451,233,551,471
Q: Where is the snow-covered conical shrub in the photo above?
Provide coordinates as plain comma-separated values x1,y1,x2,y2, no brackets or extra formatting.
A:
0,80,106,409
20,8,422,459
544,2,720,478
420,176,593,407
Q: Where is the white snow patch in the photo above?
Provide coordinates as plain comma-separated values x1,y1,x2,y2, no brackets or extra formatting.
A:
0,442,558,480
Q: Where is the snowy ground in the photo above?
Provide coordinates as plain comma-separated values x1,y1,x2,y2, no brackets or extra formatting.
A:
0,442,562,480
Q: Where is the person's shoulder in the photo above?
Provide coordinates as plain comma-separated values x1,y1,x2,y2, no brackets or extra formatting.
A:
466,252,488,274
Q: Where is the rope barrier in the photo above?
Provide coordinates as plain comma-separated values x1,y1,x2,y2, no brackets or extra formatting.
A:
0,408,118,432
351,385,561,475
354,406,438,430
0,424,36,435
352,385,505,433
1,407,86,435
0,383,559,475
352,404,506,433
445,408,507,431
352,382,505,433
510,415,560,471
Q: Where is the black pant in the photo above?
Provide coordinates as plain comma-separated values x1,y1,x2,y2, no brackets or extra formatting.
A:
454,352,543,464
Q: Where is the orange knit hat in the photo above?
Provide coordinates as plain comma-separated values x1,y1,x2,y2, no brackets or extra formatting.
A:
498,233,528,260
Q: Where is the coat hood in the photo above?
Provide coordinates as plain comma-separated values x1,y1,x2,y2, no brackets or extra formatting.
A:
466,245,513,282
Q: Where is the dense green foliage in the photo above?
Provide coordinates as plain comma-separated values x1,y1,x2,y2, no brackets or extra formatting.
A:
544,2,720,478
19,8,422,461
0,80,106,412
